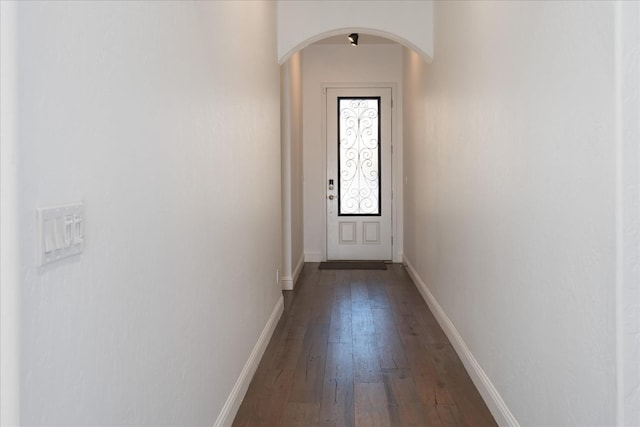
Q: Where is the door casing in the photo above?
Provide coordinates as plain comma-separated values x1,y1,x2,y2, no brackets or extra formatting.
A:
320,82,402,262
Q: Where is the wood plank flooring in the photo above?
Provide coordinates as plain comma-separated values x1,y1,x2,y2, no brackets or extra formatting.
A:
232,263,497,427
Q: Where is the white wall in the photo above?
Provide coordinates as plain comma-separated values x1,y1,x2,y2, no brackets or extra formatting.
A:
616,2,640,424
1,1,20,425
277,0,433,64
403,1,627,425
14,2,281,425
290,53,305,279
281,51,304,290
302,43,403,262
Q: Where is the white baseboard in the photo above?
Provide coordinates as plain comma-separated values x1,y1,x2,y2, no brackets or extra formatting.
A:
403,256,519,427
304,252,323,262
213,295,284,427
281,277,293,291
292,253,305,284
281,253,305,291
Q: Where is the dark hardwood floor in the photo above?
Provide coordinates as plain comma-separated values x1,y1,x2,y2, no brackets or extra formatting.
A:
232,263,497,427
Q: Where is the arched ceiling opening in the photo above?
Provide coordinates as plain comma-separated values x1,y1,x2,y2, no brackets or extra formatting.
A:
277,1,434,64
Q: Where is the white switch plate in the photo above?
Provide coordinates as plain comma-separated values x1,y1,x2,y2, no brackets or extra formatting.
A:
37,202,84,266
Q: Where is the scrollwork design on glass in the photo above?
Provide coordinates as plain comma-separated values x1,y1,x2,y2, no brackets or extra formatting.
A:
338,98,380,215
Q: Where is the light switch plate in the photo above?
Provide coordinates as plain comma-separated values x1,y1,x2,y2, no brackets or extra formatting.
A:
37,202,84,267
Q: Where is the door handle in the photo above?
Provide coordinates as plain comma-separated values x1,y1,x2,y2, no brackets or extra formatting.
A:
328,195,335,200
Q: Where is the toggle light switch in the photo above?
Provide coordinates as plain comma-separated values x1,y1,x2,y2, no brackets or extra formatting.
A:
37,202,85,266
63,215,74,247
43,219,55,253
52,217,63,250
73,214,83,243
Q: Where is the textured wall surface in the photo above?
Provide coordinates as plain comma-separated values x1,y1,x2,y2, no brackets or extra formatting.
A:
302,43,403,262
277,0,433,64
290,52,305,273
403,1,617,425
17,2,281,425
1,2,20,424
280,51,304,290
617,2,640,424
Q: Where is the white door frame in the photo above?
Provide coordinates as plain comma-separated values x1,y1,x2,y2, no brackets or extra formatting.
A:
320,82,403,262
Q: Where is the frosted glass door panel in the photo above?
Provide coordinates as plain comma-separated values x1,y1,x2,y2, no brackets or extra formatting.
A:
338,98,381,216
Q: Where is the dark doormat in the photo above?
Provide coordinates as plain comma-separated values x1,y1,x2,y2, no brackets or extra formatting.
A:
319,261,387,270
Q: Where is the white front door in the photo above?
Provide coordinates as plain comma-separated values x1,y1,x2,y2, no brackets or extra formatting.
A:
326,87,392,260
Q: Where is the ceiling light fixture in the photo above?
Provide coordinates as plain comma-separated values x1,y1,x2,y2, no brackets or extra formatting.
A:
348,33,359,46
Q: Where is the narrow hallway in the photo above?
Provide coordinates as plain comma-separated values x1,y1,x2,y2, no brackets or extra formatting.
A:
233,264,496,426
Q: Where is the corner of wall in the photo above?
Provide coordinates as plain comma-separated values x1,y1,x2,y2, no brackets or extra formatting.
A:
304,252,323,263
